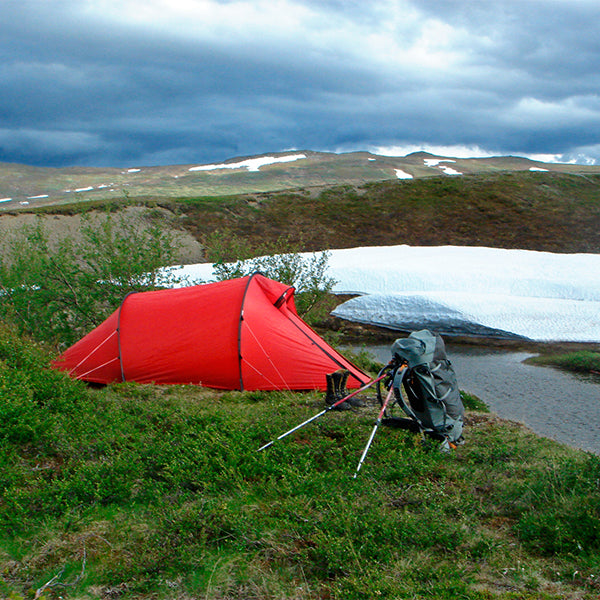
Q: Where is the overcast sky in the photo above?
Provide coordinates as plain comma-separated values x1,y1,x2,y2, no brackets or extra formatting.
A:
1,0,599,168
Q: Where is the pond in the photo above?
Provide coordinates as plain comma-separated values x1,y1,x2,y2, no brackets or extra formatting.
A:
354,344,600,455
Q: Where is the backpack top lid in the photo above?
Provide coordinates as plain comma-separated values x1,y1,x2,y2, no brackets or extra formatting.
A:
391,329,438,367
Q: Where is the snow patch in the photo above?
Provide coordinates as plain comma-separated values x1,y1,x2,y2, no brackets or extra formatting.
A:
168,245,600,342
423,158,462,175
333,292,600,342
127,168,141,173
424,158,455,167
326,245,600,342
27,194,49,199
529,167,549,172
189,153,307,172
439,165,462,175
395,169,413,179
0,197,12,203
75,186,94,192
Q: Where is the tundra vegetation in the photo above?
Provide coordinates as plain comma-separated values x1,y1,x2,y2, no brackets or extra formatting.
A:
0,215,182,347
1,323,600,600
1,172,600,598
529,351,600,377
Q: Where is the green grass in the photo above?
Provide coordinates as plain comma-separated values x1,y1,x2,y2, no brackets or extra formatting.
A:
529,351,600,376
1,326,600,599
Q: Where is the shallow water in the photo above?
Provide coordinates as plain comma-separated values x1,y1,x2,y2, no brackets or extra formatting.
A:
356,344,600,455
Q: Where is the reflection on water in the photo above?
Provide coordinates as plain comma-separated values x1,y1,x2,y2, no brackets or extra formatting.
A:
354,344,600,455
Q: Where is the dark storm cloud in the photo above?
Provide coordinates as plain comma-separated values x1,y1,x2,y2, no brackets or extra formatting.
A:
1,0,599,167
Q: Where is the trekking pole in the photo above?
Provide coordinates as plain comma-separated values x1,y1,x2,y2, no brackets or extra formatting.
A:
353,366,405,479
257,371,390,452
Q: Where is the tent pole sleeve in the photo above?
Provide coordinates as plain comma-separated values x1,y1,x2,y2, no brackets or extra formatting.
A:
237,273,260,391
273,286,294,308
116,292,135,383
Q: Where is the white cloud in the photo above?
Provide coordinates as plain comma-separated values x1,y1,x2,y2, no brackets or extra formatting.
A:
79,1,471,77
505,96,600,128
80,0,320,47
558,144,600,165
372,144,497,159
526,153,564,163
2,1,600,167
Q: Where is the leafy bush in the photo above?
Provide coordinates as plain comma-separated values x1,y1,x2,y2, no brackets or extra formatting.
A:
0,214,183,346
204,230,337,323
0,324,83,444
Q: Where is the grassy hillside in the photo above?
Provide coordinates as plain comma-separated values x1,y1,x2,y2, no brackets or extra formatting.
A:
177,170,600,254
2,150,600,211
1,327,599,600
3,170,600,255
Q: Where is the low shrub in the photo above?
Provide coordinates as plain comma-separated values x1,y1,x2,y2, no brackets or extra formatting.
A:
0,213,183,347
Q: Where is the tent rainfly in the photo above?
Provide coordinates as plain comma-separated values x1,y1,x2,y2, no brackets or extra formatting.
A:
53,273,369,391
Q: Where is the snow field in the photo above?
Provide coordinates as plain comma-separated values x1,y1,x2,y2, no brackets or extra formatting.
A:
167,245,600,342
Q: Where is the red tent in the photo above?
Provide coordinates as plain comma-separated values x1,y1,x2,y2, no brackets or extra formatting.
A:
53,273,368,391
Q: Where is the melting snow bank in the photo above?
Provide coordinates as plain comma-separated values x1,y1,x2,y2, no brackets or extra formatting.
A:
327,246,600,342
333,292,600,341
166,245,600,342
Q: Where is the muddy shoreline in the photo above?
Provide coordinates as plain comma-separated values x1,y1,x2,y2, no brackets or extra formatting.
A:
319,313,600,355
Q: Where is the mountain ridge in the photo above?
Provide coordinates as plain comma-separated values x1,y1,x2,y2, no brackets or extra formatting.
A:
2,149,599,211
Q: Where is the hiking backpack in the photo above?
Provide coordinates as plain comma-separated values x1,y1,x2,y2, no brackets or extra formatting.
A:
378,330,464,446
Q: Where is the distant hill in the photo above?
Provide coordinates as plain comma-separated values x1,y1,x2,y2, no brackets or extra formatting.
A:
1,150,599,257
1,150,600,211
